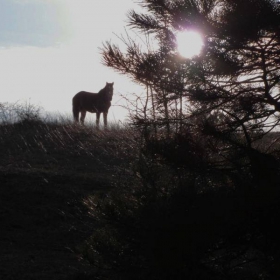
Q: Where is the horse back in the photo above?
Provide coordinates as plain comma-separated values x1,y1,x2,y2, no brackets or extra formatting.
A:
73,91,111,113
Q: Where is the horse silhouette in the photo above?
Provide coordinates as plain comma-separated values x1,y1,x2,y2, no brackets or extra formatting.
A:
72,82,114,127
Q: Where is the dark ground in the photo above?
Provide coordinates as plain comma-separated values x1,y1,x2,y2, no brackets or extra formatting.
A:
0,123,136,280
1,122,280,280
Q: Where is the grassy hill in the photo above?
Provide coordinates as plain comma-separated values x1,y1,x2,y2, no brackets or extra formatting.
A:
0,119,138,279
1,111,280,280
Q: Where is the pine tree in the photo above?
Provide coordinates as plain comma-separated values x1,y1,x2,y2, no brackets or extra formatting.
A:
102,0,280,145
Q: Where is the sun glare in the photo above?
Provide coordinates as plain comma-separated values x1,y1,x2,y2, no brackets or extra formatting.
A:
177,30,204,59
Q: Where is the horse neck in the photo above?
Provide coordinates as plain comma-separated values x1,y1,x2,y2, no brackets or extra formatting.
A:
98,88,111,101
98,88,104,94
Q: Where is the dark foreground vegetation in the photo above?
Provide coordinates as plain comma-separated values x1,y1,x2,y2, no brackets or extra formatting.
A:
0,107,280,280
0,111,138,280
96,0,280,277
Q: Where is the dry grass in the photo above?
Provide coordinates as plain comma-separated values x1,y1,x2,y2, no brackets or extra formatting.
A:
1,102,280,280
0,111,139,279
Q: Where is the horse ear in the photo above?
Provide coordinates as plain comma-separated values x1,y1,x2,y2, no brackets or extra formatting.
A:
112,82,114,85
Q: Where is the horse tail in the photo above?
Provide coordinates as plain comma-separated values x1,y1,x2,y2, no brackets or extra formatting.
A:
72,94,79,122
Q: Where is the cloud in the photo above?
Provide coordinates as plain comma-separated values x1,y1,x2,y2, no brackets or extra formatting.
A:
0,0,68,47
0,0,140,47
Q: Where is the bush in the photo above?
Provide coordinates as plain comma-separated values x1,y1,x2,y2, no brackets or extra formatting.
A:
0,101,43,125
80,128,280,280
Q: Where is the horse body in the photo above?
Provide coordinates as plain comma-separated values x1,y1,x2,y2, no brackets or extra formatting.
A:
72,82,114,127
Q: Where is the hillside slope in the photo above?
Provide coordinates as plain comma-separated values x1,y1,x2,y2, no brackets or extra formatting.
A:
0,121,137,280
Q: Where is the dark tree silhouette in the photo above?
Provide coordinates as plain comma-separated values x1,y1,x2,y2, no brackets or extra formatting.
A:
102,0,280,143
87,2,280,279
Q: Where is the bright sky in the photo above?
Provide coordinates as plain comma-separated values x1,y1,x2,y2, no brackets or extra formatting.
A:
0,0,142,121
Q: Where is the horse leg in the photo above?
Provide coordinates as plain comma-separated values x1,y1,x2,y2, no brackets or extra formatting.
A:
74,112,79,123
96,112,101,128
80,110,86,125
103,112,108,128
73,107,79,123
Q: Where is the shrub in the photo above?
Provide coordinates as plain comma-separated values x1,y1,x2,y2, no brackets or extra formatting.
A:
0,101,43,125
80,128,280,280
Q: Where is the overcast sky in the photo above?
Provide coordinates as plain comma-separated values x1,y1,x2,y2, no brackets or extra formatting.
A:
0,0,142,121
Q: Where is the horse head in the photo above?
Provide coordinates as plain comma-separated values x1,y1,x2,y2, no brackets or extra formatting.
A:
105,82,114,101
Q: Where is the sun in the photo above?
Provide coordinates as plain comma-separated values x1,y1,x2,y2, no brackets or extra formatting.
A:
176,30,204,58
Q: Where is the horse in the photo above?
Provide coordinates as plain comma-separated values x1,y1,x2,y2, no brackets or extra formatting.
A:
72,82,114,127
